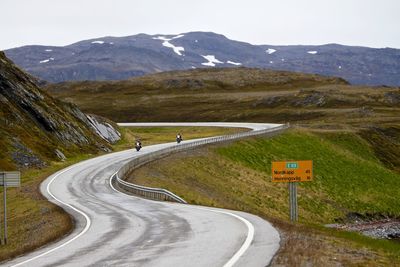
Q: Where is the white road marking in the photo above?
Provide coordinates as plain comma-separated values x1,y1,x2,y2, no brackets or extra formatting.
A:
222,212,254,267
109,173,254,267
12,122,281,266
195,207,255,267
11,165,92,267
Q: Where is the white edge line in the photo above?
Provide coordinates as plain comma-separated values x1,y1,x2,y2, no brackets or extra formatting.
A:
109,173,254,267
195,207,255,267
11,166,91,267
11,122,278,267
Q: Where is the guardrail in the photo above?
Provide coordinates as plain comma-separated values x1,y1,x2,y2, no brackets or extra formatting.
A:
112,123,290,203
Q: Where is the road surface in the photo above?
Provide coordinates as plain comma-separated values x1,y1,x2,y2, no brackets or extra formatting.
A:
4,123,281,267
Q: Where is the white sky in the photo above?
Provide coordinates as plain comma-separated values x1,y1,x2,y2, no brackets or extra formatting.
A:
1,0,400,50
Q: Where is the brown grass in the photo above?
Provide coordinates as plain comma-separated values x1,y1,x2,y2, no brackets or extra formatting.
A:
0,161,76,262
46,69,399,130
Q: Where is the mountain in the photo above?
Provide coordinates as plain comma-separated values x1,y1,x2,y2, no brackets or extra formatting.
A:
4,32,400,86
44,66,400,170
0,52,120,170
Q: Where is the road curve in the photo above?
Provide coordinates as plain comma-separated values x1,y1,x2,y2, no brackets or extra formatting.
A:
4,123,281,267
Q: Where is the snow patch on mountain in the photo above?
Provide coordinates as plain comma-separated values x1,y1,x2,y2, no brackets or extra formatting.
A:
201,55,224,67
172,35,184,39
266,48,276,54
307,51,318,54
153,35,185,56
39,58,54,64
91,41,105,44
227,60,242,66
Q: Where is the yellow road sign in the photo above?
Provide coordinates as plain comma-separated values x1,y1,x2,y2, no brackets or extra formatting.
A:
272,160,313,182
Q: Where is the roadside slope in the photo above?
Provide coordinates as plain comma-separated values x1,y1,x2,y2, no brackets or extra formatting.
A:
4,123,282,267
128,129,400,265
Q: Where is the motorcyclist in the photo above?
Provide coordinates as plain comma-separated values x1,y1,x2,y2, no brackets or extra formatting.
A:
135,139,142,151
176,133,183,143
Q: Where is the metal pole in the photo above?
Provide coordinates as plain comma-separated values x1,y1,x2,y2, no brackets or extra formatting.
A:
292,182,295,222
3,173,6,245
0,173,2,245
289,182,292,221
293,182,297,222
296,183,299,221
289,182,298,222
291,182,294,221
288,183,290,221
293,183,296,221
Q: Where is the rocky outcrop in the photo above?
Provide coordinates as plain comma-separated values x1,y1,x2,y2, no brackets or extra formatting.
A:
86,115,121,144
384,91,400,105
0,51,120,169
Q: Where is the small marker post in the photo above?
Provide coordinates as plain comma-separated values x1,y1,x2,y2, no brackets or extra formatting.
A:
0,171,21,245
3,173,6,245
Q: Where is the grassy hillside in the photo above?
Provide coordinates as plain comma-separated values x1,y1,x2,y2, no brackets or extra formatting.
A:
45,68,399,129
128,129,400,266
46,66,400,176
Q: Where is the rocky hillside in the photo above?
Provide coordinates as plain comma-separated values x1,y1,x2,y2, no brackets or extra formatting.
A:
0,52,120,170
4,32,400,86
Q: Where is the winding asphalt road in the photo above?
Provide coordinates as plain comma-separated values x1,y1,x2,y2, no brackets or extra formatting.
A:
4,123,281,267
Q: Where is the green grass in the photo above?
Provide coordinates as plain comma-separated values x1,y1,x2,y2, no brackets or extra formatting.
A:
217,130,400,221
113,126,247,150
128,129,400,265
321,226,400,258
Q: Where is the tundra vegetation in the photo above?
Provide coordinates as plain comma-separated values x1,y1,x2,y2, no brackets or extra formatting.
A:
2,64,400,265
48,68,400,265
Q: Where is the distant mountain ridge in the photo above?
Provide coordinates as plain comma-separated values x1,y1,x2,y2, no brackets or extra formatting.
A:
4,32,400,86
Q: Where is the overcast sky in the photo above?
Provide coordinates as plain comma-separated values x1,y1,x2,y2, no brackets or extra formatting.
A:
1,0,400,50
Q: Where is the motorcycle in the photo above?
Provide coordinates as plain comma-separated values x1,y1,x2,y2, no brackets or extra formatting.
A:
135,141,142,151
176,135,183,144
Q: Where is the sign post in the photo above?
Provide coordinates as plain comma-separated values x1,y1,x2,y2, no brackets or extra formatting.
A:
288,182,298,222
0,173,2,245
0,171,21,245
3,173,6,245
272,161,313,222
